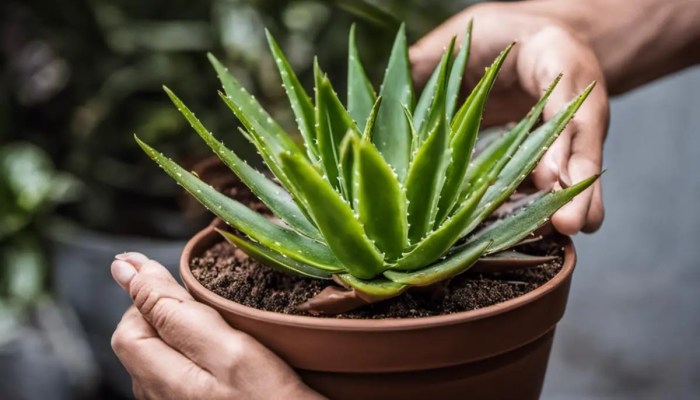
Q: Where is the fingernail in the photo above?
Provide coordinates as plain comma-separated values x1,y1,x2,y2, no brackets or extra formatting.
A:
111,260,137,289
114,252,149,269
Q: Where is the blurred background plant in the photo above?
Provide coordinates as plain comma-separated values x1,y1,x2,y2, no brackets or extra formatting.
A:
0,142,78,343
1,0,482,238
0,0,482,398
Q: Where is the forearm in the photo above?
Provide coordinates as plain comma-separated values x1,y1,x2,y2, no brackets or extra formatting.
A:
546,0,700,94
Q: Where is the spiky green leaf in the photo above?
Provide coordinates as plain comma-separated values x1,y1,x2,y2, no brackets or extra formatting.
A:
347,24,377,131
412,55,441,135
339,133,356,203
208,53,300,156
446,22,472,119
336,274,407,299
395,182,488,271
362,96,382,141
384,240,489,286
135,137,341,271
218,93,298,195
280,153,384,279
457,74,562,206
468,173,600,254
218,230,334,279
163,87,321,241
435,44,513,226
315,62,361,191
372,24,413,180
413,37,455,149
265,31,318,161
354,136,408,260
476,82,596,217
405,116,451,243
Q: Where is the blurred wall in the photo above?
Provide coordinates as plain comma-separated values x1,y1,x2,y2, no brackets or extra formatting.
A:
543,66,700,399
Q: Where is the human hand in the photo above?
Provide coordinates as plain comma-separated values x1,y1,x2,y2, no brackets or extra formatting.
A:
110,252,323,400
410,2,609,234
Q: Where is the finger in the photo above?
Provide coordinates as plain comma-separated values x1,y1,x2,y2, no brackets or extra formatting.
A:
582,179,605,233
515,26,607,234
551,154,598,234
112,307,216,400
551,77,607,234
517,27,582,190
111,254,246,374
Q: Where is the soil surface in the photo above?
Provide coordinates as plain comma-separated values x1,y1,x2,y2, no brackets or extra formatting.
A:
190,238,564,319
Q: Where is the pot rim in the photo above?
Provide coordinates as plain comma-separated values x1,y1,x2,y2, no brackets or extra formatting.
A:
180,222,576,332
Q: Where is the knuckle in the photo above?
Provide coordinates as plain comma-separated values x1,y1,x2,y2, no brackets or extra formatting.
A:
128,271,182,331
128,271,152,304
111,323,137,355
222,332,256,369
139,259,166,275
110,329,126,354
534,24,576,43
182,370,226,400
147,294,181,331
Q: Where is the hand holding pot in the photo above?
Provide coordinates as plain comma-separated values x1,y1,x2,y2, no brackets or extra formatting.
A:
410,2,609,236
110,252,323,400
411,0,700,235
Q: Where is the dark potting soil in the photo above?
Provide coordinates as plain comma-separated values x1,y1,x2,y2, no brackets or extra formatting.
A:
190,238,564,319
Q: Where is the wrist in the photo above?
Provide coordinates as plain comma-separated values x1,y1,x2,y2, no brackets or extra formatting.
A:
535,0,700,94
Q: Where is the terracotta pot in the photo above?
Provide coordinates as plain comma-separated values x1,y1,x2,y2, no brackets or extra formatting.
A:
180,221,576,400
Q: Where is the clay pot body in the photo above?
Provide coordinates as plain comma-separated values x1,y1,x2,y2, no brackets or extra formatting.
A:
180,223,576,400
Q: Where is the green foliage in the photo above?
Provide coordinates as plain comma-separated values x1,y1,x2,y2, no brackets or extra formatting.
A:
137,24,600,305
0,143,79,330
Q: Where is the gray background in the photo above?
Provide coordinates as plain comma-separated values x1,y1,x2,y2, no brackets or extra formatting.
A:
542,66,700,399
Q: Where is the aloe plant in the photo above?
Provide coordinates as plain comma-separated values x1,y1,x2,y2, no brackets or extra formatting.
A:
136,23,600,313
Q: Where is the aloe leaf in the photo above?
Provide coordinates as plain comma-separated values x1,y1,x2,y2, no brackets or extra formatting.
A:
218,230,334,279
470,250,558,274
208,54,301,156
339,133,356,203
405,116,451,243
476,82,596,217
218,93,298,195
435,44,513,226
394,181,488,271
372,23,414,181
362,96,382,141
402,106,419,152
354,136,408,260
163,87,321,241
384,240,489,286
446,22,472,120
280,153,384,279
265,30,318,161
135,137,341,271
347,24,377,131
315,62,361,191
413,37,455,148
336,274,407,300
457,74,562,206
468,173,600,254
412,53,441,135
412,36,455,149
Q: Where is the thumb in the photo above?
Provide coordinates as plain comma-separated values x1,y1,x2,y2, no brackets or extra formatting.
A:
111,252,244,374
